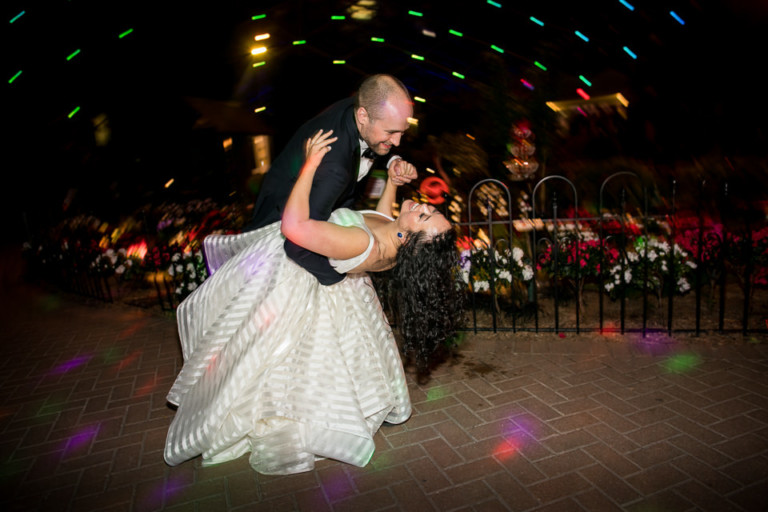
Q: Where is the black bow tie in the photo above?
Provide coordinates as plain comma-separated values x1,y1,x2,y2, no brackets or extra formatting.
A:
362,148,376,160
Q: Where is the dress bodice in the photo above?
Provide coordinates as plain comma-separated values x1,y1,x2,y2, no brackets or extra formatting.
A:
327,208,393,274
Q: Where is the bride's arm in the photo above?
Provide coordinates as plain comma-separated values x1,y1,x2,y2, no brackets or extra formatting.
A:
375,158,417,217
281,130,371,260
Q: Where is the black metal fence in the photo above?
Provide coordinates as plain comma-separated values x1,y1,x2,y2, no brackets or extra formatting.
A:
457,173,768,337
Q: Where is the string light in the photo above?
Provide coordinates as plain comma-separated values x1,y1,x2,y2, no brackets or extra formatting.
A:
118,28,133,39
68,106,81,119
520,79,534,90
370,37,384,43
292,40,306,45
66,49,81,61
254,33,270,41
490,45,504,54
449,29,463,37
254,106,266,113
408,10,423,17
530,17,544,27
576,88,590,100
331,15,345,20
579,75,592,86
9,11,25,23
411,54,424,61
452,71,465,79
414,96,426,103
534,61,547,71
8,70,22,84
487,1,502,7
252,61,265,68
251,14,266,20
623,46,637,59
332,59,346,64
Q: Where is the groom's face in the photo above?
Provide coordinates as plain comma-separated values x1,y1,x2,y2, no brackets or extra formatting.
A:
357,97,412,156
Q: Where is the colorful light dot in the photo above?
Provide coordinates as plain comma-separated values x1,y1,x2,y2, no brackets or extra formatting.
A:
452,71,465,79
332,59,346,64
414,96,426,103
66,49,81,61
449,29,463,37
575,30,589,42
487,0,502,8
670,11,685,25
576,88,590,100
411,54,424,61
9,70,22,84
623,46,637,59
534,61,547,71
10,11,25,23
491,44,504,54
408,10,423,17
118,28,133,39
579,75,592,86
251,14,266,20
619,0,635,11
252,61,265,68
520,78,534,90
331,15,345,20
68,106,81,119
371,37,384,43
530,16,544,27
292,40,306,45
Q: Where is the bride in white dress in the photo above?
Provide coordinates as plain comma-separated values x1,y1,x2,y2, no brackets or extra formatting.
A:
164,130,461,475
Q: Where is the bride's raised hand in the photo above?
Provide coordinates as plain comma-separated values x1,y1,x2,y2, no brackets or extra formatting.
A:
304,129,338,167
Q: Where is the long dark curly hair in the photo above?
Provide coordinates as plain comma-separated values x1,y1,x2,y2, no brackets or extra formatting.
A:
386,227,465,372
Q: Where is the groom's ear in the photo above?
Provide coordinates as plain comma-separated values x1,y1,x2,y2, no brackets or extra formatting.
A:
355,107,369,125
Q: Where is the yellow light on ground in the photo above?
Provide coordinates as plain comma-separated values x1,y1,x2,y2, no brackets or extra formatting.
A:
251,46,267,55
164,179,174,188
254,33,270,41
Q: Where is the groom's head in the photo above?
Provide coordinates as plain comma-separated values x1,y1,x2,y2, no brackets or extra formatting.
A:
355,74,413,157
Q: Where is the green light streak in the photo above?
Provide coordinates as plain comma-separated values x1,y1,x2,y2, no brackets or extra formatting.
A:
68,106,80,119
331,15,345,20
449,29,463,37
371,37,384,43
252,61,265,68
452,71,465,79
487,0,502,7
332,60,346,64
534,61,547,71
254,106,266,113
9,70,22,84
491,45,504,54
408,10,423,17
414,96,426,103
530,16,544,27
411,54,424,61
292,40,306,45
10,11,25,23
118,28,133,39
579,75,592,86
251,14,266,20
66,49,81,61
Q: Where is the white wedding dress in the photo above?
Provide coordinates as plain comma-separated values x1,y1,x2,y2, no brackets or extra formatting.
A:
163,209,411,475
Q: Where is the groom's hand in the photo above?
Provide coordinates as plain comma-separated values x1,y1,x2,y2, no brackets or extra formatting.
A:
388,158,418,187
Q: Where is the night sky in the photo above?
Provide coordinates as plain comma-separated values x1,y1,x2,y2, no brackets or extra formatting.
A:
3,0,767,240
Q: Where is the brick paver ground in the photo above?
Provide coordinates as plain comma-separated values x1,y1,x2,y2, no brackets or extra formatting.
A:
1,278,767,511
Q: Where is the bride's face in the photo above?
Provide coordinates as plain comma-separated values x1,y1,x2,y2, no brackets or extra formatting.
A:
398,200,450,237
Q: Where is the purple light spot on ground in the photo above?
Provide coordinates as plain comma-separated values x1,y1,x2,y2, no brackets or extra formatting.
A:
62,424,99,455
48,354,93,376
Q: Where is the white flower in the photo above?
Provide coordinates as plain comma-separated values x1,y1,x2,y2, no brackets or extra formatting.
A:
188,283,198,291
116,265,125,275
512,247,524,262
460,268,470,284
686,260,697,269
605,282,615,292
522,266,533,281
168,265,175,276
176,264,184,273
648,250,657,262
474,281,490,292
624,270,632,283
627,251,639,262
186,262,195,271
677,277,690,292
499,270,512,282
172,253,181,262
